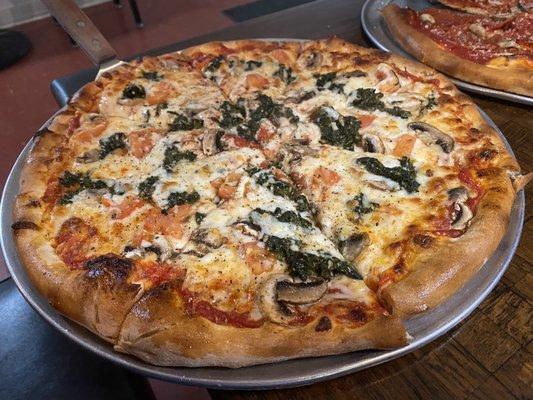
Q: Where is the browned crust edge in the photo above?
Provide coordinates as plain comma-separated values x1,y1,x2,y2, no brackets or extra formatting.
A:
116,282,407,368
380,4,533,97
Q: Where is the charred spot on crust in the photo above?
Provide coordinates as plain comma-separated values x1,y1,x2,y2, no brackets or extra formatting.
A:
11,220,39,231
412,234,434,248
393,261,405,274
315,315,332,332
84,253,133,283
34,127,49,137
469,127,482,136
26,199,41,208
479,149,497,160
476,167,499,178
345,306,369,324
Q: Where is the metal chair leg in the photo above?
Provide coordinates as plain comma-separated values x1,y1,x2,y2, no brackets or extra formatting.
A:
128,0,143,28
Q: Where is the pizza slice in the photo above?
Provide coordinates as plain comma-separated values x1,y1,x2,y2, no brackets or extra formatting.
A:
436,0,532,18
116,165,406,367
182,40,301,102
381,4,533,96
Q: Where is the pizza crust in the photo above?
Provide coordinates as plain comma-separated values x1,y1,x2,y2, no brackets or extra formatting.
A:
381,4,533,97
115,281,407,368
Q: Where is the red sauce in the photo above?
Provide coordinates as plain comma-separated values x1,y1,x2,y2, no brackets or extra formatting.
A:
66,113,81,136
408,8,533,64
458,168,486,211
180,288,263,328
135,260,184,287
55,217,96,269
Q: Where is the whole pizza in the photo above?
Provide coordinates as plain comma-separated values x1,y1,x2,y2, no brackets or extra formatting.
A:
11,38,528,367
381,2,533,96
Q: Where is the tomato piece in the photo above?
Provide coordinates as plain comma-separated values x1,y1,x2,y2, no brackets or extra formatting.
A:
146,81,176,105
357,114,377,129
242,242,275,274
245,73,269,89
313,167,340,186
129,128,159,158
392,134,416,157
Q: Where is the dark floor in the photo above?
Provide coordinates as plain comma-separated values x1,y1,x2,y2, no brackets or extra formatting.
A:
0,1,254,398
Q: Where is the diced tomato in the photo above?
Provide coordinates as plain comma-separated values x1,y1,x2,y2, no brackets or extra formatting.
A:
129,128,159,158
146,81,176,105
313,167,340,186
242,242,275,274
134,260,184,287
458,168,485,211
218,184,237,199
257,125,275,143
245,73,269,89
224,134,260,149
66,113,81,136
180,288,263,328
357,114,377,129
115,196,145,219
269,49,291,65
143,205,192,237
72,122,107,143
55,217,96,269
392,134,416,157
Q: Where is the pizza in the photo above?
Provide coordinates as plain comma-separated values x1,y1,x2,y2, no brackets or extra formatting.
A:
381,4,533,96
11,38,528,368
436,0,533,18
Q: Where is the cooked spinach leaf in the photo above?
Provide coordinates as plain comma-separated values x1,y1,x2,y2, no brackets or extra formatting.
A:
122,84,146,99
141,70,163,81
218,100,246,128
244,60,262,71
351,88,411,119
155,102,168,116
357,157,419,193
167,112,203,131
138,176,158,202
252,208,312,229
264,236,361,281
205,55,225,74
313,107,361,150
273,64,296,84
98,132,126,159
195,212,206,224
163,146,197,172
58,171,108,205
314,72,344,93
253,170,310,212
165,190,200,213
352,193,377,217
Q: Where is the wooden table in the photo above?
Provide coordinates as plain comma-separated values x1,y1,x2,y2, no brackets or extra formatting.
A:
8,0,533,398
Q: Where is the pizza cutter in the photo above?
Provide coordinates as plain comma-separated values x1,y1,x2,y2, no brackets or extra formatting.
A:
41,0,124,79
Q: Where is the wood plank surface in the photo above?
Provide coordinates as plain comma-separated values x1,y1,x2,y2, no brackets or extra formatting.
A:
192,0,531,398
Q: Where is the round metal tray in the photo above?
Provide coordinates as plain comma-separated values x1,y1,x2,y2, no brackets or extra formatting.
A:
361,0,533,107
0,59,525,390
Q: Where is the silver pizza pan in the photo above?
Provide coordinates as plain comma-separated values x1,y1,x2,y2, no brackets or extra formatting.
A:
0,41,525,389
361,0,533,107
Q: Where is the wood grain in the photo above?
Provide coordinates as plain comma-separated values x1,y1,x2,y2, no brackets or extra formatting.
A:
200,0,532,398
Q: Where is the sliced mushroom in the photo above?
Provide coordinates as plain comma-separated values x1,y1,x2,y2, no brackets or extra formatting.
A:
152,235,172,261
276,279,327,304
367,179,398,192
386,93,426,115
408,122,454,153
468,23,486,38
233,221,260,238
375,63,400,93
259,275,327,325
300,52,322,69
420,13,435,24
191,228,224,250
76,148,101,164
338,233,368,261
362,134,385,153
202,130,221,156
286,90,315,104
447,187,469,203
281,141,319,165
450,202,474,230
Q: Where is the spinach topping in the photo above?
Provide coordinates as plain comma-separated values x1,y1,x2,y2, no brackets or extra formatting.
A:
205,55,225,74
352,193,377,217
244,60,263,71
58,171,108,205
195,212,206,224
252,208,312,229
264,236,361,281
312,107,361,150
423,94,437,111
163,146,197,172
122,84,146,99
167,112,203,131
273,64,296,84
155,102,168,116
314,72,344,93
141,70,163,81
357,157,419,193
226,94,298,141
138,176,158,202
99,132,126,159
218,100,246,128
351,88,411,119
165,190,200,213
253,170,310,212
